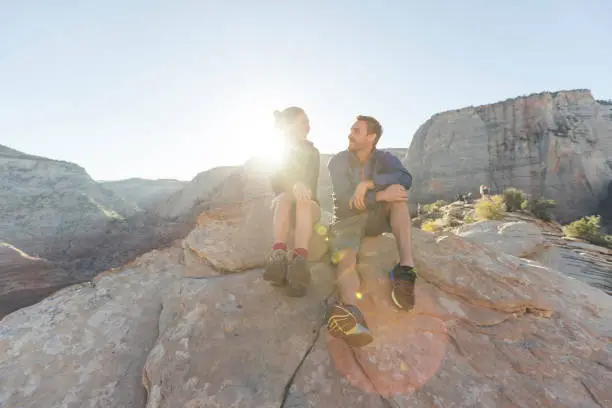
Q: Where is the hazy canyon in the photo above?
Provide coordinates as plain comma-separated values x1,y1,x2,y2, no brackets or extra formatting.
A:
1,89,611,408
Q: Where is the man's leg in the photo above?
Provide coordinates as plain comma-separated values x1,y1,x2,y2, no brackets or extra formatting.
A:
263,193,292,286
389,200,416,268
336,248,361,306
386,195,418,311
286,200,320,297
326,214,374,347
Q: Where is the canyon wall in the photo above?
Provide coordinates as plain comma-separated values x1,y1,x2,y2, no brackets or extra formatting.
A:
405,89,612,222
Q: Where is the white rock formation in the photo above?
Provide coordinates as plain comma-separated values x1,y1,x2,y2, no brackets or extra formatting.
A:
405,89,612,222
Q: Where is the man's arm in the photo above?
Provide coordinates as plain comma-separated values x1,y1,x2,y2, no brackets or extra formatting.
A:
373,152,413,190
328,154,354,217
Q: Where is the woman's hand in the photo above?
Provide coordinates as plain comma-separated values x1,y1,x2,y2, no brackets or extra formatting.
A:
293,182,312,202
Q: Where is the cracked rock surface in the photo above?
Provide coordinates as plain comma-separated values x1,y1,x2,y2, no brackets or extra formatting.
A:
1,203,611,407
0,246,185,408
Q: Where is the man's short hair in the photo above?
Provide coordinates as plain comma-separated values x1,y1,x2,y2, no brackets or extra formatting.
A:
356,115,383,145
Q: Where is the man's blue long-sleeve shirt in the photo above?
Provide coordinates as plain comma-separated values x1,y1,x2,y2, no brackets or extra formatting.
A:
327,149,413,220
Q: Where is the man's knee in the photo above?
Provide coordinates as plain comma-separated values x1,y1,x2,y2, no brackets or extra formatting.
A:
387,198,410,211
383,184,410,199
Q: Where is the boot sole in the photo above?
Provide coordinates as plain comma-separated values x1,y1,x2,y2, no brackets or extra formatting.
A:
286,261,310,297
328,323,374,347
391,288,415,310
263,262,287,286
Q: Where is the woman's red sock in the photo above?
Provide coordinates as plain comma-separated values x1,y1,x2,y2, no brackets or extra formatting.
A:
272,242,287,251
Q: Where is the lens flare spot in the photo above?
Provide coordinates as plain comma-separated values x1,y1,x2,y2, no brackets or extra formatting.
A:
316,225,328,236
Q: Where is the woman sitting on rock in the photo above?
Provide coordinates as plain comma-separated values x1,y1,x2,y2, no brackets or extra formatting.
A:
264,107,322,297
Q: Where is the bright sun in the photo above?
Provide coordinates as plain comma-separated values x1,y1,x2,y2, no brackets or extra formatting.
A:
222,100,288,171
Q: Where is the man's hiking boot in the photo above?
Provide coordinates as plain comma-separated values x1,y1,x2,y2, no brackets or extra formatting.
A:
263,249,288,286
389,264,417,310
286,254,310,297
326,302,373,347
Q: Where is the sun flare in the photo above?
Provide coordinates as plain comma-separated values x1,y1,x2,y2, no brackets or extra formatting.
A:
221,100,290,171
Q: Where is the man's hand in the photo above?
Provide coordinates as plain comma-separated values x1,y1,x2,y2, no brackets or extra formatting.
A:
292,182,312,202
350,181,374,210
376,184,408,202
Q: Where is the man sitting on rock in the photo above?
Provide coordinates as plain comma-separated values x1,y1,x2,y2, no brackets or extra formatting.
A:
325,115,417,347
264,107,322,297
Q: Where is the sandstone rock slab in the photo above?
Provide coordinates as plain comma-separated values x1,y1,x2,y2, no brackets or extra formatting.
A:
0,246,184,408
286,231,612,407
183,198,274,273
183,197,329,276
2,216,611,407
142,263,335,408
455,220,545,257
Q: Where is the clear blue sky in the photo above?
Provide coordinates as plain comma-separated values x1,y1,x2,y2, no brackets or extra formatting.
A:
2,1,611,181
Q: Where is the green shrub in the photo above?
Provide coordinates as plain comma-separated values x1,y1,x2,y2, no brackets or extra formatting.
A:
502,188,526,212
464,215,476,224
589,234,612,248
562,215,611,248
475,195,505,220
422,200,449,218
563,215,602,241
421,219,440,232
521,198,556,221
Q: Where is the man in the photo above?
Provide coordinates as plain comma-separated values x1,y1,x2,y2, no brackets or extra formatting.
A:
264,107,321,297
325,115,417,347
480,185,490,200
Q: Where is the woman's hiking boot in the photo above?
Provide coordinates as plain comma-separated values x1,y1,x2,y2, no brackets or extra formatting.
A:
286,254,311,297
263,249,288,286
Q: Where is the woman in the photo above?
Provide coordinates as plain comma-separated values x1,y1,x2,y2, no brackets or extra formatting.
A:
264,107,322,297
